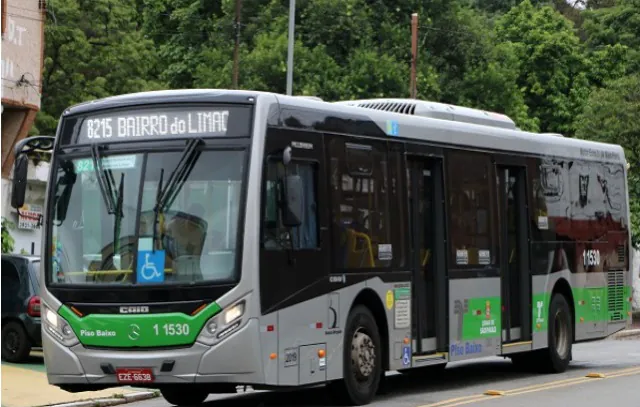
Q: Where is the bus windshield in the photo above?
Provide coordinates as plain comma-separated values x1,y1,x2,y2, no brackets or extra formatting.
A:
50,149,245,286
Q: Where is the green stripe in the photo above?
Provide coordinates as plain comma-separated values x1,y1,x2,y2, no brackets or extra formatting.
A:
60,303,221,348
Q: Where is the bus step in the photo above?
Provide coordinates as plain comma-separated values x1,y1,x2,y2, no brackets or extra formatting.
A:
412,353,448,367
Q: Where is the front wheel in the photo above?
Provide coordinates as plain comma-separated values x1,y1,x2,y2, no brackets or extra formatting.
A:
331,305,382,405
160,386,209,406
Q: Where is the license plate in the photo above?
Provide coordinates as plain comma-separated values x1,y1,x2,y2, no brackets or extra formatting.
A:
115,368,155,384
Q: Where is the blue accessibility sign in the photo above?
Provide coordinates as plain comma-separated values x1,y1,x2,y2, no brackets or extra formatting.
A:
137,250,165,283
402,346,411,367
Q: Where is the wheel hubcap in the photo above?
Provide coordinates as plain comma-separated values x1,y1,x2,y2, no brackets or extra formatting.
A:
554,309,569,359
351,328,375,380
4,331,19,354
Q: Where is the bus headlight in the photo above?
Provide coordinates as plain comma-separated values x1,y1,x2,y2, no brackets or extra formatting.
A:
43,305,79,347
197,300,245,346
224,302,244,325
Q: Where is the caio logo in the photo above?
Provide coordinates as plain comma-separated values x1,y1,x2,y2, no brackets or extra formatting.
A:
119,306,150,314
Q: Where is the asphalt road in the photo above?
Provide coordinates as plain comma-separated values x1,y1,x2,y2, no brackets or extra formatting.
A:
104,338,640,407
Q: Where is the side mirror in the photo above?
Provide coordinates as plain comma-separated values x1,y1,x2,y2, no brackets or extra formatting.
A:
55,162,77,224
282,175,303,228
11,155,29,209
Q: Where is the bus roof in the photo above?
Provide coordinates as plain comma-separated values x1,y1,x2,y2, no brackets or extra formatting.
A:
61,89,627,165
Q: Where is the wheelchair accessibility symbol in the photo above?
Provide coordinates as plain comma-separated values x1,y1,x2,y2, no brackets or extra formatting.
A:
137,250,165,283
402,346,411,367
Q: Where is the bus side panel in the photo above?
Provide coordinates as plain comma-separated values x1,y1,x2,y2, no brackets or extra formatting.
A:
531,271,571,350
531,270,625,350
276,294,332,386
364,277,413,372
448,278,501,362
259,311,279,386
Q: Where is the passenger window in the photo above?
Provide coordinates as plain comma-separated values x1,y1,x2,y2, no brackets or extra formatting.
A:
329,138,392,269
262,160,319,250
447,151,496,267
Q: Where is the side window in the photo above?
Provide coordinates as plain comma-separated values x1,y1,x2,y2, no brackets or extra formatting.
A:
447,150,496,267
1,260,21,298
329,138,392,269
262,159,319,250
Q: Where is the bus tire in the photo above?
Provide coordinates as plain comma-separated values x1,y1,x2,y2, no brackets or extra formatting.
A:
159,386,209,406
538,293,573,373
332,305,382,405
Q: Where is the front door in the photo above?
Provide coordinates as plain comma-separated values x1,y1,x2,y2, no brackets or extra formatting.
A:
496,165,531,344
259,128,330,315
408,156,448,354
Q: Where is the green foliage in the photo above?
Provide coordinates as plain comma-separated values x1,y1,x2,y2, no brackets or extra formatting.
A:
36,0,165,135
1,217,15,254
34,0,640,243
496,0,587,135
574,74,640,246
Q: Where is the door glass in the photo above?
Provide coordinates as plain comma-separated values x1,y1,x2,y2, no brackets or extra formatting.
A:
505,169,521,329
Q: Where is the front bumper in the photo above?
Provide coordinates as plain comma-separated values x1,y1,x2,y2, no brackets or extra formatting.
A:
43,318,264,386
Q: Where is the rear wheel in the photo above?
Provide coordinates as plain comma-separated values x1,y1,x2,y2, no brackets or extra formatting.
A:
160,386,209,406
331,305,382,405
1,321,32,363
533,293,573,373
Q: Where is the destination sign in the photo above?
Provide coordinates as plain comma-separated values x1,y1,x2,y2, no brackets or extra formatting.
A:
71,105,252,144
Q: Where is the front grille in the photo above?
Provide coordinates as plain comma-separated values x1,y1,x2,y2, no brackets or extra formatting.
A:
607,271,625,321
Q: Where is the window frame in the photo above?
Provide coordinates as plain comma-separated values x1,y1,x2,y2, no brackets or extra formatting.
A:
260,156,321,252
445,149,498,272
326,135,398,271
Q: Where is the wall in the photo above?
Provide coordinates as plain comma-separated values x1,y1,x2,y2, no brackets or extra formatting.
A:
1,0,45,177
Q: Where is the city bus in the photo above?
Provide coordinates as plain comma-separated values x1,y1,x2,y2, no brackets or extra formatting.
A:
10,89,633,406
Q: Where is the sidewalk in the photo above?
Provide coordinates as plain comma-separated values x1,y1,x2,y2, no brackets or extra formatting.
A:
1,354,157,407
611,310,640,340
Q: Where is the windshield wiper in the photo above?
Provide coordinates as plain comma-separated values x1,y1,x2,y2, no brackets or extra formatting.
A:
152,169,164,253
151,138,202,251
90,144,117,214
113,173,124,258
157,138,203,210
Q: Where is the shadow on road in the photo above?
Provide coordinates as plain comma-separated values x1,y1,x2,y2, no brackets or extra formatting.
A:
196,358,586,407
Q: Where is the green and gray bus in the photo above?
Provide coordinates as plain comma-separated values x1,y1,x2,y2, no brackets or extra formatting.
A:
10,90,633,406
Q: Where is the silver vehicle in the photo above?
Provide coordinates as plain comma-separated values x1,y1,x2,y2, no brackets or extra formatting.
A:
10,90,633,406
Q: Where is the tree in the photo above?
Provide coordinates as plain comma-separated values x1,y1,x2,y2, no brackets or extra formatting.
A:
574,74,640,246
35,0,164,135
1,217,15,254
496,0,587,135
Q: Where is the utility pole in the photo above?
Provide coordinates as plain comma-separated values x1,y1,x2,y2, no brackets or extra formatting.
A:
410,13,418,99
232,0,242,88
286,0,295,95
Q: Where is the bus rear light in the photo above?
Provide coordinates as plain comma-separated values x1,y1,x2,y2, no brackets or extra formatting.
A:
27,296,41,317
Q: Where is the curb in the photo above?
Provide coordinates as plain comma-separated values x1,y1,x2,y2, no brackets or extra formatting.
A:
612,328,640,340
39,391,160,407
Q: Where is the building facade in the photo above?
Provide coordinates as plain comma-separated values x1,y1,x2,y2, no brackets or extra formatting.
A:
1,0,46,254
